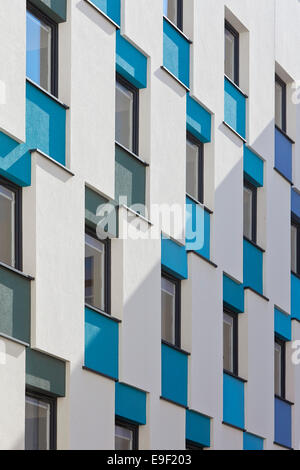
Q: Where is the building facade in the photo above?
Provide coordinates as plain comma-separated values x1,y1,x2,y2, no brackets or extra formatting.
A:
0,0,300,450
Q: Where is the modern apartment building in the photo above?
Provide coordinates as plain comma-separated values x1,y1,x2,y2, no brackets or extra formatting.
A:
0,0,300,451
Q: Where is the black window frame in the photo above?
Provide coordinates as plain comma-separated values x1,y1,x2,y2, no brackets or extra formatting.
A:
0,175,22,271
244,179,257,244
161,271,181,348
186,440,204,450
223,307,239,377
186,131,204,204
275,337,286,400
116,73,139,155
291,216,300,276
27,0,59,97
25,388,57,451
115,417,139,451
275,74,287,133
85,225,111,315
164,0,183,30
225,20,239,86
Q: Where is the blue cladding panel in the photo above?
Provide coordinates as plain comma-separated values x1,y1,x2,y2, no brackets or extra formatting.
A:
243,239,263,295
115,383,147,425
163,19,190,88
243,432,264,450
291,189,300,219
161,343,188,407
223,373,245,430
186,410,210,448
275,397,292,448
161,237,188,280
186,94,211,143
224,77,246,139
291,274,300,321
244,146,264,187
0,132,31,187
116,31,147,89
274,308,291,342
223,275,244,314
275,127,292,183
85,307,119,380
186,196,210,260
90,0,120,25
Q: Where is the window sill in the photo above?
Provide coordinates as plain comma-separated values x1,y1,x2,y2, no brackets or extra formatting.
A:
83,0,120,29
273,167,293,186
244,287,269,302
85,303,121,323
120,204,153,227
163,16,192,44
224,75,248,98
26,78,69,109
82,366,118,382
222,121,247,143
115,141,149,167
243,236,265,253
275,125,295,144
0,261,34,281
188,251,218,269
162,340,190,356
223,370,247,383
160,395,188,410
275,395,294,406
30,149,74,176
160,66,190,92
291,270,300,280
222,421,246,433
0,332,30,348
273,441,293,451
186,193,213,214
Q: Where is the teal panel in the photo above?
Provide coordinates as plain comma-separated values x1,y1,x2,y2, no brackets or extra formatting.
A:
161,343,188,407
291,189,300,220
275,308,291,342
30,0,67,23
275,127,292,183
186,196,210,260
115,383,147,425
244,145,264,187
186,94,211,143
90,0,120,26
0,266,31,344
85,187,118,238
243,239,263,295
161,237,188,280
291,274,300,321
223,373,245,430
186,410,210,448
223,274,244,314
275,397,292,448
163,18,190,88
85,307,119,380
26,348,66,397
224,77,246,139
0,132,31,187
243,432,264,450
116,31,147,89
115,145,146,215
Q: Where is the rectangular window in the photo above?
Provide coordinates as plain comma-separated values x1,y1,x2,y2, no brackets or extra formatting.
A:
186,133,204,203
115,74,139,154
161,273,181,347
243,180,257,243
163,0,183,30
25,391,56,450
223,309,238,375
225,21,239,85
26,2,58,96
291,220,300,275
274,338,285,399
275,75,286,132
85,230,110,314
0,177,22,270
115,419,138,450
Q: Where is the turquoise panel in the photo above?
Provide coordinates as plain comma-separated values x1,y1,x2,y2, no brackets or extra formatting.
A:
223,274,244,314
223,373,245,430
161,343,188,407
85,187,118,238
186,196,210,260
291,273,300,321
90,0,120,26
275,308,291,342
186,94,211,143
26,348,66,397
243,432,264,450
186,410,210,448
291,188,300,220
243,239,263,295
275,127,292,183
0,132,31,187
115,383,147,425
163,18,190,88
116,31,147,89
161,237,188,280
224,77,246,139
30,0,67,23
244,146,264,187
275,397,292,448
85,307,119,380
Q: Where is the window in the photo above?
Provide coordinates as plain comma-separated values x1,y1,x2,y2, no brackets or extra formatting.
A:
163,0,183,30
186,440,204,450
186,133,204,203
115,418,138,450
243,180,257,243
0,177,22,269
275,75,286,132
291,219,300,275
25,391,56,450
223,309,238,375
161,273,181,347
225,21,239,85
26,2,58,96
115,75,139,154
274,338,285,399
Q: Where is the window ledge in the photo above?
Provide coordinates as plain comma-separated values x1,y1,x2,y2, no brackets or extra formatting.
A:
224,75,248,98
162,340,190,356
160,66,190,92
188,251,218,269
222,421,246,433
275,395,294,406
115,141,149,167
275,125,295,144
186,193,213,214
223,370,247,383
26,78,69,109
222,121,247,143
0,333,30,348
273,167,293,186
223,271,243,286
291,270,300,281
30,149,74,176
160,396,188,410
273,441,293,451
82,366,118,382
120,204,153,227
163,16,192,44
244,287,269,302
0,261,34,281
85,303,121,323
83,0,120,29
243,236,265,253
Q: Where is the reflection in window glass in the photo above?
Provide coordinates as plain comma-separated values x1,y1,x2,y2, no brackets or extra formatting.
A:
186,139,199,200
243,186,253,240
25,395,51,450
275,80,283,130
274,342,282,397
225,28,235,82
85,234,105,311
115,425,133,450
0,185,15,267
291,224,298,274
115,81,134,151
223,313,234,373
163,0,177,25
161,276,176,344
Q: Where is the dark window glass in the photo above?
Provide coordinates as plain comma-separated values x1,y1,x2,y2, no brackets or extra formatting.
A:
163,0,183,29
275,75,286,132
225,22,239,85
161,273,180,347
115,419,138,450
115,75,139,154
223,310,238,375
274,338,285,399
25,392,56,450
186,133,204,203
0,177,21,269
243,180,257,243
